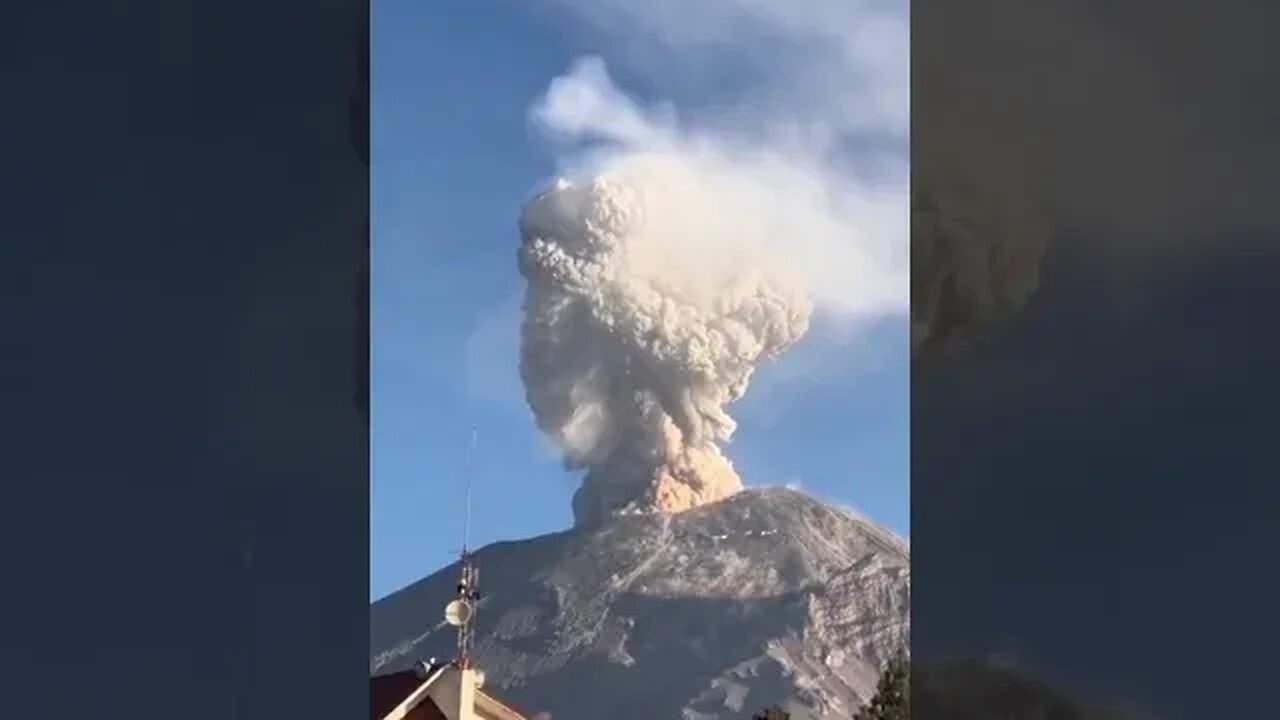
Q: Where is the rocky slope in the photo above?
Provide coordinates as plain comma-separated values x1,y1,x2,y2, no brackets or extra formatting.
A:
370,488,910,720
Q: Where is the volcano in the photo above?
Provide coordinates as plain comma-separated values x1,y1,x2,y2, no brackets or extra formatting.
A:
370,488,909,720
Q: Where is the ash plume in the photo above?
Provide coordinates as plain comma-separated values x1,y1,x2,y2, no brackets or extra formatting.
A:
517,3,908,526
518,158,813,526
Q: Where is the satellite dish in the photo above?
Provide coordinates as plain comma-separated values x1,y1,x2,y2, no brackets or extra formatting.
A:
444,599,473,627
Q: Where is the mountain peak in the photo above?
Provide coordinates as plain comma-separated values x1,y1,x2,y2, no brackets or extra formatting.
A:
372,488,910,720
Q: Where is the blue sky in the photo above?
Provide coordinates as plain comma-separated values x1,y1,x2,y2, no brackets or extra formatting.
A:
371,0,908,601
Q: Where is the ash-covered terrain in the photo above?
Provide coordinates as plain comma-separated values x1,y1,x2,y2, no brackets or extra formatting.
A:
370,487,909,720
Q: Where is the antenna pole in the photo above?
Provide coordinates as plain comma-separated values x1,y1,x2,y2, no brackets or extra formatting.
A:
454,426,480,668
454,551,479,668
463,426,477,553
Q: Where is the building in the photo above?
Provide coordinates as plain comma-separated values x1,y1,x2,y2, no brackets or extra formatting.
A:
371,661,530,720
372,551,528,720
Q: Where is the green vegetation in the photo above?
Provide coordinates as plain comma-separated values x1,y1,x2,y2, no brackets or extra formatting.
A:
854,653,910,720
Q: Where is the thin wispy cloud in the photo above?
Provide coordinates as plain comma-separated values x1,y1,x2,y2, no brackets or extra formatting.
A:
531,0,909,324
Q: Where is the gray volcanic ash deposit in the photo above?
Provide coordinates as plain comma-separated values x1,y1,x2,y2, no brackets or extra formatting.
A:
370,488,909,720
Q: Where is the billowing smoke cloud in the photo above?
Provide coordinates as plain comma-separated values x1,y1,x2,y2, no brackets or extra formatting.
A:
519,164,812,526
519,4,908,526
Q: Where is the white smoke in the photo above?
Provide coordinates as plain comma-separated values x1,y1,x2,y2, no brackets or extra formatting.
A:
518,3,908,526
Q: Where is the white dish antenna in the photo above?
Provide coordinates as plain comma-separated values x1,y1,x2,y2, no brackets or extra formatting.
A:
444,599,473,627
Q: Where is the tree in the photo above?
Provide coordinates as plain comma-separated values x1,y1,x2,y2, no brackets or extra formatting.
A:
753,705,790,720
854,652,910,720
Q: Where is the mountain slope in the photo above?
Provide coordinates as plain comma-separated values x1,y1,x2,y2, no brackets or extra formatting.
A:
371,488,910,720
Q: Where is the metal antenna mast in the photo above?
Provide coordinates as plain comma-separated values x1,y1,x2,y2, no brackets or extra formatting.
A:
463,426,477,554
442,426,481,668
453,552,479,667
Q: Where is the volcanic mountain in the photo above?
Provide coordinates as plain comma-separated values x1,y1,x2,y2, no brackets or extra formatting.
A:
370,488,910,720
